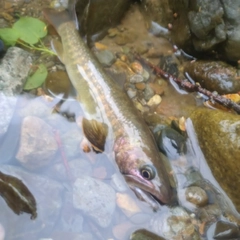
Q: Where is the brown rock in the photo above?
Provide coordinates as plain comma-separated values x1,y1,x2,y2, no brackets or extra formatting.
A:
16,116,58,170
149,82,165,95
135,82,146,90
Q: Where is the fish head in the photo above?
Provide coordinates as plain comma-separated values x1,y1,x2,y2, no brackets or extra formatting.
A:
114,137,172,207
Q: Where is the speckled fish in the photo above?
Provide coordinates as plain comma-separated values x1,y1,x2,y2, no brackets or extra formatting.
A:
43,3,172,207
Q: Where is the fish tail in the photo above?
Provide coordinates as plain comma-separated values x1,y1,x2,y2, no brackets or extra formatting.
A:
43,1,78,33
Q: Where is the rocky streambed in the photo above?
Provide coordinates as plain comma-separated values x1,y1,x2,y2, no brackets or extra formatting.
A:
0,0,240,240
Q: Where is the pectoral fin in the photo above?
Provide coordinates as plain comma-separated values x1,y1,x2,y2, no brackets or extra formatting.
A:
82,118,108,152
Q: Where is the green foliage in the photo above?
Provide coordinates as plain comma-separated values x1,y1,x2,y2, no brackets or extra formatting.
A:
13,17,47,45
0,28,19,46
0,16,54,55
0,16,57,90
24,64,48,90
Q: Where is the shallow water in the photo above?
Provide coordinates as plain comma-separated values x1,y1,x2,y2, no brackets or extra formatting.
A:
0,1,240,240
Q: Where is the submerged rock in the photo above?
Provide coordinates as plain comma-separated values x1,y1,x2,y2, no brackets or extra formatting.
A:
184,61,240,94
130,229,166,240
73,176,116,228
95,49,116,67
190,108,240,212
16,116,58,170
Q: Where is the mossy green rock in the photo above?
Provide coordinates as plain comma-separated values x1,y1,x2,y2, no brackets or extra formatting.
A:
130,229,166,240
190,108,240,212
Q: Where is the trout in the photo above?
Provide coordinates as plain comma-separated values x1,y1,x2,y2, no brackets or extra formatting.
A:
43,5,172,207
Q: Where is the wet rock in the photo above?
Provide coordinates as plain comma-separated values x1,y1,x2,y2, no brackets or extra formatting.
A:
130,62,144,74
130,229,166,240
188,0,225,51
135,82,146,90
16,116,58,170
60,126,82,158
179,186,208,211
144,84,155,101
130,74,144,84
113,221,135,240
185,186,208,207
116,193,141,217
0,47,33,136
18,96,53,119
213,220,240,239
184,61,240,94
0,47,32,94
47,158,92,181
151,206,201,239
190,108,240,212
147,94,162,107
0,165,63,236
149,82,165,95
127,87,137,99
50,231,93,240
140,0,240,61
110,173,128,192
95,49,116,67
156,127,186,160
73,176,116,228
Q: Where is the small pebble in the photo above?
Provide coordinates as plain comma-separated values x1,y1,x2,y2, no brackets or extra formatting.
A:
127,88,137,99
130,61,143,74
130,74,144,83
135,82,146,90
95,42,108,50
149,82,164,95
142,69,150,81
147,94,162,107
95,49,116,67
185,186,208,207
144,84,155,101
116,193,141,217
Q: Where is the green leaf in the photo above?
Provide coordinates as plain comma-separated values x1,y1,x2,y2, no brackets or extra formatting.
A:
13,17,47,45
24,64,48,90
0,28,19,46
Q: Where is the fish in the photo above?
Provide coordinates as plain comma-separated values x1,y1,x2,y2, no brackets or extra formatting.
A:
43,4,173,208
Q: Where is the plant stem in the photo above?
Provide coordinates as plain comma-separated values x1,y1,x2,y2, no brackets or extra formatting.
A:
17,40,56,56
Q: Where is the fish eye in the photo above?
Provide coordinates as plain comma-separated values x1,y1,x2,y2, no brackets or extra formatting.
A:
140,164,156,180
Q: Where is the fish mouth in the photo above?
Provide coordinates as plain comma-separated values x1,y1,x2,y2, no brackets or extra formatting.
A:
123,174,169,210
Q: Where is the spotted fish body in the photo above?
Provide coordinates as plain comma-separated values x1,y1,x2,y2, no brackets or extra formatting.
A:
44,7,172,206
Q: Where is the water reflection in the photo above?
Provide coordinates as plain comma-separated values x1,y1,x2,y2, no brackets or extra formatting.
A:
0,93,239,239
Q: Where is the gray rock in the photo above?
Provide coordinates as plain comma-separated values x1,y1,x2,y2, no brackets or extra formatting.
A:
48,158,92,181
130,74,144,84
73,176,116,228
60,126,82,158
151,206,201,240
127,88,137,99
18,97,53,119
144,84,155,101
95,50,116,67
0,47,33,135
0,47,33,94
16,116,58,170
